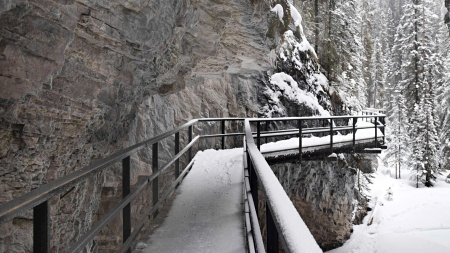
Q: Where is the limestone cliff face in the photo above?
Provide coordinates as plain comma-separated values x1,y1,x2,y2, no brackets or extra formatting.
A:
0,0,273,251
269,155,372,251
0,0,366,252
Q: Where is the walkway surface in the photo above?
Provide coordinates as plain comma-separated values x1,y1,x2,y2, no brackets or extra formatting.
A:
133,148,245,253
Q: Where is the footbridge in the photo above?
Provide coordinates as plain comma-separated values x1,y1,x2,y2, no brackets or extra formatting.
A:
0,110,386,253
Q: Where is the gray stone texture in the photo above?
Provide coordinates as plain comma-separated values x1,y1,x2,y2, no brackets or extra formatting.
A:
269,155,370,251
0,0,273,251
0,0,368,252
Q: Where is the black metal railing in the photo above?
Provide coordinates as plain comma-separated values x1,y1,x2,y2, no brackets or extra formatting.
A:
0,118,244,253
0,112,386,253
252,114,386,158
243,113,385,253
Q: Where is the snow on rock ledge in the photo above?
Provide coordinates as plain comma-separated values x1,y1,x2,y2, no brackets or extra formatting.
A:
261,72,330,118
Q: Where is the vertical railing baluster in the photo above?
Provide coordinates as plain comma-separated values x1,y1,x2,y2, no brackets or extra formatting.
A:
152,143,159,218
265,122,269,144
353,117,357,152
375,116,378,148
122,156,131,253
221,120,225,150
33,200,50,253
266,206,279,253
175,132,180,179
257,121,261,150
188,125,193,162
249,153,258,216
298,119,302,162
330,119,333,154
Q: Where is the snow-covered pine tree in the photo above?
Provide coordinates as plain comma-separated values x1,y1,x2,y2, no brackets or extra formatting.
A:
327,0,366,111
435,16,450,170
394,0,442,187
384,92,409,179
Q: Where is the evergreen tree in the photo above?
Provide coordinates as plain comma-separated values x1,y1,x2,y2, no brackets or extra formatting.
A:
384,92,409,179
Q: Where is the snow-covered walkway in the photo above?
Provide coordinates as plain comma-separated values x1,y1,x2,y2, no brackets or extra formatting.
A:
134,149,245,253
327,159,450,253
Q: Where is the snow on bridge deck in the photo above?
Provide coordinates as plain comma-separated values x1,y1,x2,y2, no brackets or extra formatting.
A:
261,120,384,161
133,149,245,253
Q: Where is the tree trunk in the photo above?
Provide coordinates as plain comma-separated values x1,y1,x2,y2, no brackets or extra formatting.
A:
315,0,319,53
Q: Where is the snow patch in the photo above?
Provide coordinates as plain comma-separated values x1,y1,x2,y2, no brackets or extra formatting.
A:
327,157,450,253
442,2,449,17
261,72,330,118
271,4,284,24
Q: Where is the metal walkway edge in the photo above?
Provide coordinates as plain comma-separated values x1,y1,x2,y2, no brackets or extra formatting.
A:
0,110,386,253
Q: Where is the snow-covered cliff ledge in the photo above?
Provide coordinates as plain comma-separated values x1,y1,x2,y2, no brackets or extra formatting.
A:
262,1,333,119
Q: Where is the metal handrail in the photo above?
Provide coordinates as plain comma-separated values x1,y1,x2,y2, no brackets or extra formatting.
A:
243,113,386,253
0,112,385,253
245,119,323,253
248,114,386,122
0,118,245,253
0,119,198,223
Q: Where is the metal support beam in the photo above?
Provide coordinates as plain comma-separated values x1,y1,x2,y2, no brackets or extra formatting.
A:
265,122,269,144
33,200,50,253
375,117,378,148
152,143,159,218
257,121,261,150
188,125,193,162
221,120,225,150
266,206,279,253
298,119,302,162
249,158,258,216
122,156,131,253
330,119,333,154
175,132,180,178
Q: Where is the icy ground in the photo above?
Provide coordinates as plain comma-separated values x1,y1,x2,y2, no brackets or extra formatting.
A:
327,156,450,253
134,149,245,253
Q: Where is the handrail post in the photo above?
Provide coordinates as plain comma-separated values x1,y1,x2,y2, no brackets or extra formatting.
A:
152,143,159,218
175,132,180,178
381,116,385,144
330,119,333,154
122,156,131,253
298,119,302,162
249,156,258,216
221,120,225,150
353,117,357,152
266,206,279,253
265,122,269,144
33,200,50,253
257,121,261,150
374,117,378,148
188,125,193,162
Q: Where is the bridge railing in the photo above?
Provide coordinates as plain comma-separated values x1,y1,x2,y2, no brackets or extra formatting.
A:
244,119,323,253
251,114,386,158
0,118,244,253
0,113,385,253
243,113,385,253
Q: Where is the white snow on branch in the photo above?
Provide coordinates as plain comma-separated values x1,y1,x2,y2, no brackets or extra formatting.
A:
442,2,449,17
261,72,330,117
271,4,284,24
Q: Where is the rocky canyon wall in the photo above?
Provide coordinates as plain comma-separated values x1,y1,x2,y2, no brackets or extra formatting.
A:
0,0,367,252
268,154,374,251
0,0,275,251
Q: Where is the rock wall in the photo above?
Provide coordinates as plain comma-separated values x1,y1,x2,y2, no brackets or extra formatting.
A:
0,0,275,251
269,155,371,251
0,0,369,252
